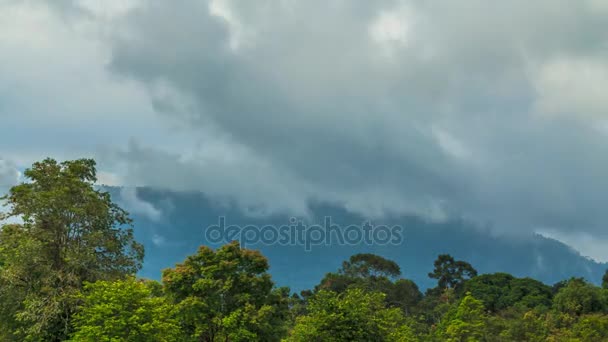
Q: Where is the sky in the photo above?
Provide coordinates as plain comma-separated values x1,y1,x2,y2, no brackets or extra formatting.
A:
1,0,608,260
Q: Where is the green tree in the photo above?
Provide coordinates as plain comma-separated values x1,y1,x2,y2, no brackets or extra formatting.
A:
162,241,289,341
315,272,354,293
387,279,423,315
464,273,552,312
429,254,477,291
341,253,401,279
288,288,417,342
603,270,608,289
435,292,487,342
316,253,401,292
417,287,459,327
500,309,550,342
553,278,603,316
314,254,421,315
70,277,181,341
464,273,514,313
0,158,144,341
567,314,608,342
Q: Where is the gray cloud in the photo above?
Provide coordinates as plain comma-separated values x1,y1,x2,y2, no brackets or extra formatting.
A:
0,159,19,188
103,0,608,238
0,159,20,224
3,0,608,258
118,187,162,222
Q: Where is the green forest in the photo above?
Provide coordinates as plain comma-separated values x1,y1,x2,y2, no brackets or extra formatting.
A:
2,159,608,342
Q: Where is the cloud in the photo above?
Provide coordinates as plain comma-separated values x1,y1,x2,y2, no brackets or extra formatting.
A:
0,0,160,165
151,233,166,246
99,0,608,236
3,0,608,251
0,158,21,225
533,57,608,120
119,187,162,222
0,159,19,188
96,171,123,187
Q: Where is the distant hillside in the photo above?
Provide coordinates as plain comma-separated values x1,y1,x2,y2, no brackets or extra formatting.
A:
105,187,607,292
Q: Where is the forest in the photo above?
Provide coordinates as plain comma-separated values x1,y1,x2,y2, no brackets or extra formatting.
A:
2,159,608,341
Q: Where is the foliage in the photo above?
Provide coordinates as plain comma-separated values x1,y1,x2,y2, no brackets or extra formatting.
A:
0,158,144,341
341,253,401,279
567,313,608,341
464,273,553,312
428,254,478,291
434,292,488,341
314,254,422,315
288,288,417,341
70,278,181,341
553,278,604,316
162,241,289,341
387,279,423,315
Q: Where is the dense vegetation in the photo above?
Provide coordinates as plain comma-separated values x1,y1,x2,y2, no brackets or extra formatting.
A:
2,159,608,341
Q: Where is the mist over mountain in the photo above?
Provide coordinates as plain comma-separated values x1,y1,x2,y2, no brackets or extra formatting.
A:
107,187,607,292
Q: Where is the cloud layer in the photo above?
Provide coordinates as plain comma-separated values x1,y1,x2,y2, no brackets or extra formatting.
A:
2,0,608,257
0,159,19,187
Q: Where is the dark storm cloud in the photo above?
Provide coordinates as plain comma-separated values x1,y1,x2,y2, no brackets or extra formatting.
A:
4,0,608,244
103,0,608,236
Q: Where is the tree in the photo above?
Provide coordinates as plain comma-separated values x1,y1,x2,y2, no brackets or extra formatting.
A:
568,314,608,342
341,253,401,279
464,273,552,312
0,158,144,340
464,273,514,312
288,288,417,342
386,279,423,315
553,278,604,316
315,272,355,294
603,270,608,289
499,309,551,341
70,277,181,341
316,254,400,293
428,254,477,291
316,253,402,293
313,254,421,315
435,292,487,342
162,241,289,341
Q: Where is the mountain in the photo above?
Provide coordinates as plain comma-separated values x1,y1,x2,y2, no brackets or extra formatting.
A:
106,187,607,292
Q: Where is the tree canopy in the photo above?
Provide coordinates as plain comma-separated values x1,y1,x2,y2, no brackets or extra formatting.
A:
288,288,417,342
70,278,180,341
428,254,478,290
0,158,143,341
2,158,608,341
162,241,289,342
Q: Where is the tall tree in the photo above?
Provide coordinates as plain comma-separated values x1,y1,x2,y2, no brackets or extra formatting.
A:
0,158,144,341
162,241,289,341
341,253,401,279
314,254,421,314
387,279,423,315
428,254,477,290
317,253,401,293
